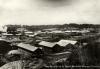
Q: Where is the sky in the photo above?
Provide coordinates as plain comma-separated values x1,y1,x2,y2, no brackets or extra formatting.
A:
0,0,99,26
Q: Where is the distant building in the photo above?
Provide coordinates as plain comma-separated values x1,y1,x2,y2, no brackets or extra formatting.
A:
42,28,58,32
17,28,27,33
2,33,13,39
24,31,34,37
65,29,90,33
1,33,22,41
0,25,7,33
51,30,64,34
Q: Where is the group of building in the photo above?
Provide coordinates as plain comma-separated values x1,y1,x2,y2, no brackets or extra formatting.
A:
0,25,94,68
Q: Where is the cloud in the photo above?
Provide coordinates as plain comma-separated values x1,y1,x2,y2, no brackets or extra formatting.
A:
0,0,99,25
37,0,77,7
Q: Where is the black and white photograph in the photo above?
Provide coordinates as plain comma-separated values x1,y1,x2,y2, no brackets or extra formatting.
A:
0,0,100,69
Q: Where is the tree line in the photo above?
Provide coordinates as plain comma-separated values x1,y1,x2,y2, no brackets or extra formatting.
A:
6,23,100,35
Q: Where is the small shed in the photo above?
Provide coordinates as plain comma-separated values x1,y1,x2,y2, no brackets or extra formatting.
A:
38,41,57,54
39,41,57,48
17,43,38,52
17,43,39,58
57,39,77,47
56,39,78,51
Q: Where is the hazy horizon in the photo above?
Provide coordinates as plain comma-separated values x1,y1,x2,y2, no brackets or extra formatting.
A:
0,0,100,26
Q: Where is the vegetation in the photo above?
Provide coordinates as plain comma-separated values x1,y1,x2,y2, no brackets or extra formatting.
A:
5,23,100,32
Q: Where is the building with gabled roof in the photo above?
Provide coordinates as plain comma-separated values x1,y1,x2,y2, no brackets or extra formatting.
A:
38,41,57,54
39,41,57,48
17,43,38,52
16,43,42,58
57,39,77,47
38,40,78,53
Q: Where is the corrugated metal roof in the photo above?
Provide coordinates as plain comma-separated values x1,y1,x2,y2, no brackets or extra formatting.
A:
17,43,38,52
39,41,57,48
57,39,77,47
